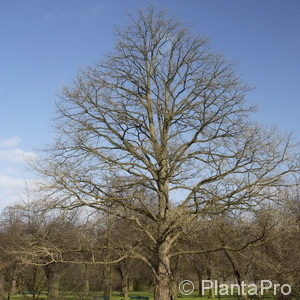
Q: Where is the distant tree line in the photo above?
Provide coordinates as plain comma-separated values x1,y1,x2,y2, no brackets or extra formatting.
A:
0,193,299,300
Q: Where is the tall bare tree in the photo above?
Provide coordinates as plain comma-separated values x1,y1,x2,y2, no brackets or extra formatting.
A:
35,7,300,300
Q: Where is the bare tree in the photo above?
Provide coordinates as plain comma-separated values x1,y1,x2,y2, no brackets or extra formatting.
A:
2,206,79,300
34,7,300,300
248,197,300,300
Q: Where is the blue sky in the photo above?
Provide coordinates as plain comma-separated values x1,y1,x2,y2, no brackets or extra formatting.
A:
0,0,300,208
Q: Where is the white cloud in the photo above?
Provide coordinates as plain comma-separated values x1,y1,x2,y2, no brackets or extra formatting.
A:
0,174,26,189
0,174,37,209
0,167,23,177
0,136,38,209
1,136,22,148
0,148,37,163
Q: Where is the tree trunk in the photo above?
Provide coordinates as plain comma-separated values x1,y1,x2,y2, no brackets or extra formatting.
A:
196,269,203,297
170,279,177,300
11,279,16,295
103,283,112,300
83,264,90,297
46,271,59,300
121,276,129,299
117,267,128,298
170,260,180,300
116,262,130,299
128,277,134,292
44,264,60,300
84,278,90,298
0,271,4,300
207,267,214,299
103,213,113,300
103,265,112,300
224,251,242,300
154,240,172,300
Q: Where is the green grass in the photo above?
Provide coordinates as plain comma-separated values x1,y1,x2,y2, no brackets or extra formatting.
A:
7,291,293,300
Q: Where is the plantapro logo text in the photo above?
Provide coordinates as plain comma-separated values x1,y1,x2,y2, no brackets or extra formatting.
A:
179,280,292,296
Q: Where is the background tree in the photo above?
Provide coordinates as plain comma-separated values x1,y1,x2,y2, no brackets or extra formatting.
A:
0,193,299,298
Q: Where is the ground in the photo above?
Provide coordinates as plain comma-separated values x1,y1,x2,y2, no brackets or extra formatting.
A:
6,290,280,300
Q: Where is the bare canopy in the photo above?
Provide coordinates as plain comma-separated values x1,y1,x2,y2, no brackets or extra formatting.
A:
34,7,299,300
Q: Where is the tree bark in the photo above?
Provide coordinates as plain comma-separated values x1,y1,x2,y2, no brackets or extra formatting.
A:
11,279,16,295
170,258,180,300
83,264,90,297
128,277,134,292
0,270,4,300
121,275,129,299
154,240,172,300
224,251,242,300
170,279,178,300
44,264,60,300
103,265,112,300
116,261,130,299
84,278,90,298
207,266,214,299
196,268,203,297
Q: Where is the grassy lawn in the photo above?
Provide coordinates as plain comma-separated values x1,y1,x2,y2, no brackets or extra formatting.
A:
6,290,286,300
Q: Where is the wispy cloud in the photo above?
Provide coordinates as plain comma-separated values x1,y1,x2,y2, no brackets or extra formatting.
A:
39,5,104,25
0,174,37,209
0,174,27,189
0,137,37,208
40,11,56,23
1,136,21,148
79,5,104,23
0,137,36,163
0,148,36,164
